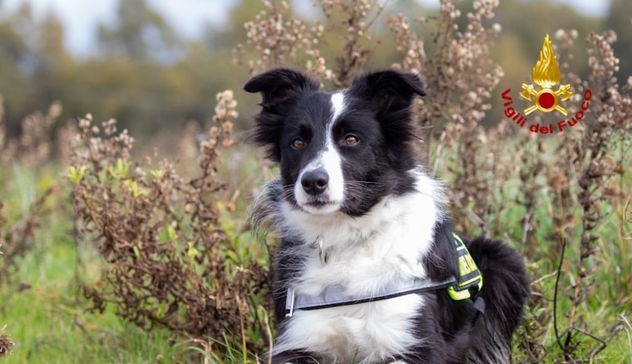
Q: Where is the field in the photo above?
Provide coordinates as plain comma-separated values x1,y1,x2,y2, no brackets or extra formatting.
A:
1,1,632,363
0,128,630,363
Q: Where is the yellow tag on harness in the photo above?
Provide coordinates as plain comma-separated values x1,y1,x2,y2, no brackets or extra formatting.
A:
447,233,483,301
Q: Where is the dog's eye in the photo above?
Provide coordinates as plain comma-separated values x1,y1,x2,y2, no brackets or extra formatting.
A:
291,137,306,150
342,134,359,146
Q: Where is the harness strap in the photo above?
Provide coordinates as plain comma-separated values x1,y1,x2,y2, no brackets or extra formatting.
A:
284,231,484,317
472,295,501,346
285,277,456,317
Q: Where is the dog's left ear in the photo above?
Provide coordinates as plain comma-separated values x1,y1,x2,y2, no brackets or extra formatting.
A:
350,70,425,112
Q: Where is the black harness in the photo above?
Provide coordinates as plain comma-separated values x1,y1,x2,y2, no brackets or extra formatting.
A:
285,231,482,317
284,230,499,343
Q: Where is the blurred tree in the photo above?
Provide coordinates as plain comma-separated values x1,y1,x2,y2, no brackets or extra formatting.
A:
0,0,628,140
606,0,632,83
204,0,266,50
0,4,35,133
0,13,27,63
33,14,74,108
97,0,181,61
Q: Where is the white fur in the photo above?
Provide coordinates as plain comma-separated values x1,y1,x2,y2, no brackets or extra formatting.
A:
294,92,346,215
274,170,446,363
331,92,345,120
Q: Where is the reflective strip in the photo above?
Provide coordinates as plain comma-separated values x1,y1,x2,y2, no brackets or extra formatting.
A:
449,232,483,301
447,286,472,300
452,232,466,246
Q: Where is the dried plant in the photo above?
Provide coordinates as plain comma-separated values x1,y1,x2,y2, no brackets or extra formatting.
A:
318,0,387,87
0,99,58,288
389,0,502,159
234,0,388,88
543,30,579,252
0,97,5,154
561,30,632,358
69,91,269,350
516,134,545,257
0,325,14,357
233,0,327,79
56,122,81,167
388,0,503,237
0,99,62,170
0,188,53,285
0,101,61,169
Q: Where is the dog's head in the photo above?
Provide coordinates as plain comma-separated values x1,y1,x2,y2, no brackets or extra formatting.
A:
245,68,425,216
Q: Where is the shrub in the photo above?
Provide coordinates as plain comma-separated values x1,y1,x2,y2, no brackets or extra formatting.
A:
69,91,270,352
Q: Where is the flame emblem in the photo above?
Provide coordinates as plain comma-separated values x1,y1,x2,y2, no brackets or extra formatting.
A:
520,34,573,115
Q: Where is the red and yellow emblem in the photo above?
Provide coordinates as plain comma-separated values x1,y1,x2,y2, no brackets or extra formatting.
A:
520,34,573,116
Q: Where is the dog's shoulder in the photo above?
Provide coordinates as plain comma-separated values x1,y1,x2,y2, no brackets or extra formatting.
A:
423,218,461,282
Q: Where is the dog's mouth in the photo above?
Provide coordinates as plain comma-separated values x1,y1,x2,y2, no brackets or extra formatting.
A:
305,200,336,207
299,198,342,214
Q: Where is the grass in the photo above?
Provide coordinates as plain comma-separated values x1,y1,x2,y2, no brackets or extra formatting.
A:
1,152,631,363
1,238,189,363
3,238,629,363
0,166,191,363
0,161,264,364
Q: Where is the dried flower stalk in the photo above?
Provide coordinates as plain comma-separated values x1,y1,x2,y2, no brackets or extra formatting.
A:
69,91,269,350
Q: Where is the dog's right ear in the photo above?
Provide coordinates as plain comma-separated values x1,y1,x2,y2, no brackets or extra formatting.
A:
243,68,319,108
349,70,425,114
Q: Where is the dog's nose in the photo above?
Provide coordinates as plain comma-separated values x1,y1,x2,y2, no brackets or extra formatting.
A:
301,169,329,195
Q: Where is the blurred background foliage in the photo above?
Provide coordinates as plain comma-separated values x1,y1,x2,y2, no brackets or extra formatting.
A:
0,0,630,140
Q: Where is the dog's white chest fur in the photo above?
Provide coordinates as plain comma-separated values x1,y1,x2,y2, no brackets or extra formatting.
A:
273,171,444,363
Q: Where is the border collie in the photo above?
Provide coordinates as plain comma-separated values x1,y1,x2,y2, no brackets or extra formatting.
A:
245,68,529,364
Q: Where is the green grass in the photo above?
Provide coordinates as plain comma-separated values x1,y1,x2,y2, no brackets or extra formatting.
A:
3,216,630,363
0,235,193,363
0,161,265,364
1,153,631,363
0,165,198,363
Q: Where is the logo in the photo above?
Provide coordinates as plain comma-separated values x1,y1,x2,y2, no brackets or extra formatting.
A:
500,34,591,135
520,34,572,116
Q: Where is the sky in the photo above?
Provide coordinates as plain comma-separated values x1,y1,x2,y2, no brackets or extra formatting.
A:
2,0,612,57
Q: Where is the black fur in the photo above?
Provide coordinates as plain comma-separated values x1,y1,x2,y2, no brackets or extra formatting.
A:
245,68,529,363
266,221,529,363
245,68,425,216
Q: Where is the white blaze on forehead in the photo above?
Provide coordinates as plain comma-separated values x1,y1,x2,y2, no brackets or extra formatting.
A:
331,92,345,121
293,92,346,214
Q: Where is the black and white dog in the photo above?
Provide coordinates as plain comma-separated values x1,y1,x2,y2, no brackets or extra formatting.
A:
245,68,529,364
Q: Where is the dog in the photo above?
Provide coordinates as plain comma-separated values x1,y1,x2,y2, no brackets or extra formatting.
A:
244,68,529,364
